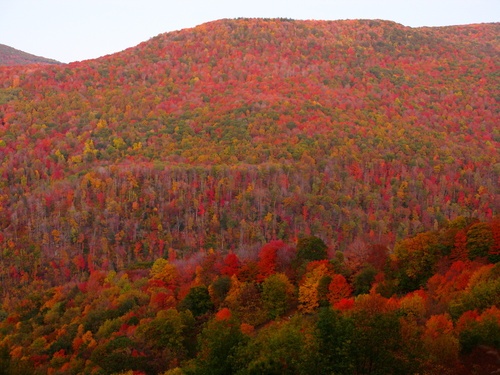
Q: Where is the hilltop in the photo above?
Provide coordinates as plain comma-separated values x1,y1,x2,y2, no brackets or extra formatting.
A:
0,43,60,66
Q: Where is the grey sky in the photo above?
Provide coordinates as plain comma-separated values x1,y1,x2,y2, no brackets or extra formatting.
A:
1,0,498,63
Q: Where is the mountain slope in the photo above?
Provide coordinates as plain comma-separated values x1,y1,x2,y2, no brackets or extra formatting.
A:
0,19,498,282
0,43,60,66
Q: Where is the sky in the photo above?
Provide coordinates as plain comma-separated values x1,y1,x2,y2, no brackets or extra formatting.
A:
1,0,499,63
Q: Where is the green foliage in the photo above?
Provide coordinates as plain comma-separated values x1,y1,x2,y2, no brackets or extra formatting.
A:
135,308,194,372
0,345,11,375
192,316,246,375
295,236,328,267
353,264,377,295
459,315,500,353
234,317,317,375
467,222,494,260
0,88,21,105
449,264,500,319
314,307,355,374
179,286,214,317
261,273,295,319
95,318,121,339
83,308,123,333
90,336,151,374
349,310,409,375
392,231,442,293
330,251,350,278
209,276,231,307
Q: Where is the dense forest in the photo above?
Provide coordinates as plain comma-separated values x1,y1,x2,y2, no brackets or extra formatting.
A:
0,44,60,67
0,18,498,373
0,220,499,374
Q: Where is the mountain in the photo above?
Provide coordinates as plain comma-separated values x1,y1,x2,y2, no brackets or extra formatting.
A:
0,18,498,275
0,43,60,66
0,18,498,375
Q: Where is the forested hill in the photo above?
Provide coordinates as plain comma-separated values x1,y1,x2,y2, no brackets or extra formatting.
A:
0,43,60,66
0,18,499,375
0,18,498,279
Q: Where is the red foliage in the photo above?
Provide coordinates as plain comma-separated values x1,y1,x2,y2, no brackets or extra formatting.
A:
240,323,255,335
327,274,352,305
72,255,86,271
150,290,176,310
215,307,232,321
334,298,355,311
221,253,240,276
0,19,498,374
257,240,286,281
451,230,468,262
456,310,480,332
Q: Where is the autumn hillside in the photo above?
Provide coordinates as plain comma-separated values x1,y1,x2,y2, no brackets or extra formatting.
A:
0,43,60,66
0,18,498,280
0,18,498,277
0,18,499,375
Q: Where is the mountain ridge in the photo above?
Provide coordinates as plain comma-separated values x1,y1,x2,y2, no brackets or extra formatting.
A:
0,43,61,66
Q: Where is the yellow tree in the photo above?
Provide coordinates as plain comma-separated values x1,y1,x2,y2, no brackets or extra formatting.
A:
150,258,178,286
298,261,332,313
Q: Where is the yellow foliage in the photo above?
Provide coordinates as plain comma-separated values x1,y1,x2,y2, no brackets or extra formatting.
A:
298,280,320,313
150,258,178,284
225,274,243,308
299,262,332,313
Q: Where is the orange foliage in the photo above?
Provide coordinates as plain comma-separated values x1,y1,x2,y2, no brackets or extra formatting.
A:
215,307,232,321
240,323,255,335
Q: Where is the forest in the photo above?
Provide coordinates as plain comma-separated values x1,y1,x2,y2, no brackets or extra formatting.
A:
0,18,498,374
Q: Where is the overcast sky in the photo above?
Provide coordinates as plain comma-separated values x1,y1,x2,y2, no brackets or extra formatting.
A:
1,0,499,63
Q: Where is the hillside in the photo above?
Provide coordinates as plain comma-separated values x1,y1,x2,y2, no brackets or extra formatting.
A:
0,18,498,374
0,19,498,275
0,43,60,66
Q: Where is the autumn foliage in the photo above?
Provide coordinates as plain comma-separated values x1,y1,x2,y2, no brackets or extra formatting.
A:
0,18,498,374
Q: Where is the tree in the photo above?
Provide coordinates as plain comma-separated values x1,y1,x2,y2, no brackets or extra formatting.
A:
90,336,151,374
298,261,331,313
179,286,214,317
261,273,295,319
422,314,459,371
450,229,468,262
194,315,246,375
208,276,231,307
392,231,441,293
349,309,407,375
466,222,494,260
136,309,194,372
234,317,318,375
150,258,178,286
221,253,240,277
314,307,355,374
294,236,328,270
353,264,377,295
327,274,352,305
257,241,285,281
458,306,500,353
